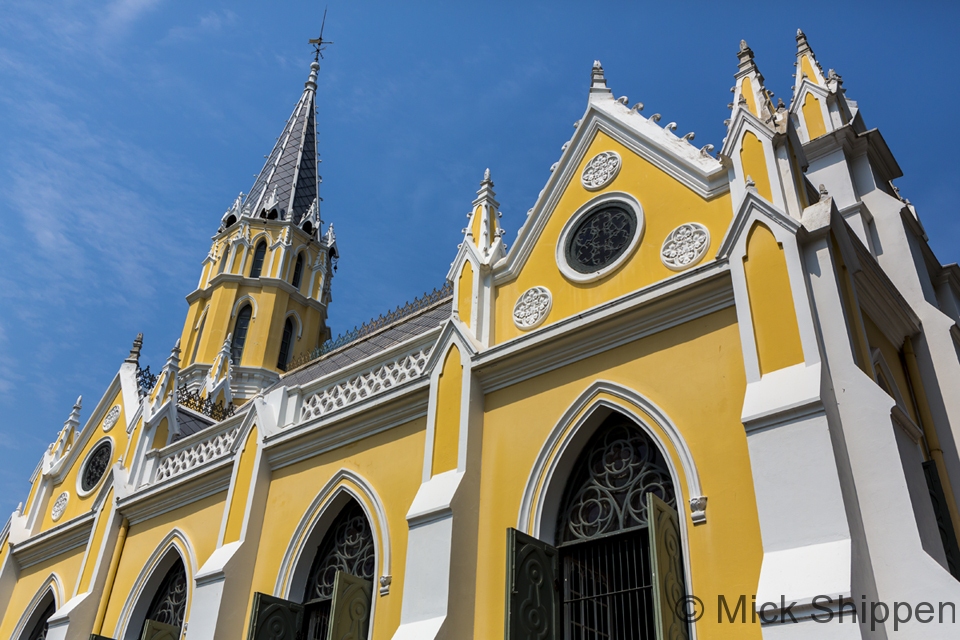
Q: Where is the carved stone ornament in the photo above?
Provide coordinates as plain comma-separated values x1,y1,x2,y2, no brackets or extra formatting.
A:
51,492,69,521
660,222,710,270
581,151,622,190
102,405,121,432
513,287,552,330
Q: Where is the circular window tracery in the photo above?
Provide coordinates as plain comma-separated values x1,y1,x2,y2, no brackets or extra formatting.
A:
81,440,112,493
556,193,644,283
564,204,637,274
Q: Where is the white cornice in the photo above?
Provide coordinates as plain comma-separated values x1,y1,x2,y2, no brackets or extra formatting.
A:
11,512,95,568
117,459,232,526
185,275,328,313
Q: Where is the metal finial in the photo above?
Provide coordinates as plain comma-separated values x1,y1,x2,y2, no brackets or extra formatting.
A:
309,8,334,61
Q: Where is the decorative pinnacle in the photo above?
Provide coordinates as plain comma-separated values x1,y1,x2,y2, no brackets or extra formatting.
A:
590,60,611,94
165,339,182,369
482,168,492,185
819,184,830,200
796,28,813,55
736,39,759,75
126,333,143,364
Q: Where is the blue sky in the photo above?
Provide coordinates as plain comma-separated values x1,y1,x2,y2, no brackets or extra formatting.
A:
1,1,958,518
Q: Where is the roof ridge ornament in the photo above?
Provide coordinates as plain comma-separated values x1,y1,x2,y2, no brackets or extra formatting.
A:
589,59,612,97
126,333,144,364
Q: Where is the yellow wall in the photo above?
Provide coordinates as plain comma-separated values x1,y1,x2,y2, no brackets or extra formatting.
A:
473,306,761,638
245,418,426,640
741,77,758,117
743,222,805,375
0,548,85,639
800,55,819,85
457,262,473,329
494,130,732,344
100,492,227,637
224,426,259,544
432,345,462,475
740,131,773,202
802,92,827,140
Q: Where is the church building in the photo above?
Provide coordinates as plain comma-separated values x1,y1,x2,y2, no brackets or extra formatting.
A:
4,30,960,639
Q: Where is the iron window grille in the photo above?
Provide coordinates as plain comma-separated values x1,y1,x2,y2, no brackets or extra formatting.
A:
143,558,187,634
81,440,112,493
564,204,637,275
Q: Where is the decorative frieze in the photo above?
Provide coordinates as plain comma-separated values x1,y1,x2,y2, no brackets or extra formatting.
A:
102,405,121,432
660,223,710,270
300,347,432,422
513,287,553,330
154,425,243,483
581,151,622,190
51,492,69,522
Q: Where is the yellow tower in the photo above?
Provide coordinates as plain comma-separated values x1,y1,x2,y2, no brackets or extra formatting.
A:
177,59,337,405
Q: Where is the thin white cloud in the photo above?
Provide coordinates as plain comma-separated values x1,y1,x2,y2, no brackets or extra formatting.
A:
164,9,238,43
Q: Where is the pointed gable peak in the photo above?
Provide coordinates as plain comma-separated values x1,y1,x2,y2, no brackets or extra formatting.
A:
241,59,320,225
732,38,775,125
794,28,826,90
464,168,504,262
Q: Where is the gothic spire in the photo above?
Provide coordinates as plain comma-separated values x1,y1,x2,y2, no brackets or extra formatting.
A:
243,60,321,225
731,40,776,125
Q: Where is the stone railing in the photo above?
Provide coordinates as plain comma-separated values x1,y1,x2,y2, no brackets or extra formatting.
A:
300,346,432,422
154,424,242,483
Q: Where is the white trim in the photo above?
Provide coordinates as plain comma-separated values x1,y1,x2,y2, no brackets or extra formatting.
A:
75,436,115,498
115,529,196,640
555,191,645,283
10,574,62,640
518,379,705,541
230,295,258,320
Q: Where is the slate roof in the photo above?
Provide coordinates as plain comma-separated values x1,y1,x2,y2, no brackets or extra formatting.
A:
173,407,214,442
243,62,320,224
279,297,451,388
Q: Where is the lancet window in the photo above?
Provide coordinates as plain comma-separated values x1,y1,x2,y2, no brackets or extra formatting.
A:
231,304,252,366
138,557,187,639
292,253,304,290
23,598,54,640
278,318,295,371
249,241,267,278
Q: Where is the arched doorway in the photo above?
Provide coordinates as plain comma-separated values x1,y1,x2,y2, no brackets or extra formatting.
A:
247,498,376,640
126,555,188,640
506,412,690,640
19,593,55,640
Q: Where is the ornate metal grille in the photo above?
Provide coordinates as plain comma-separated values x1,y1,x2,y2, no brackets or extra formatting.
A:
177,385,236,422
144,558,188,631
303,501,376,604
137,365,158,399
565,205,637,274
81,440,112,492
557,416,675,544
26,600,55,640
562,530,655,640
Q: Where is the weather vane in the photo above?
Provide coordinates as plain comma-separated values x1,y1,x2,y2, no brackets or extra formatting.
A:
309,8,333,61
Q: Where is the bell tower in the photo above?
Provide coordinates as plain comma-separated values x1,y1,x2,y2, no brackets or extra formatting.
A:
177,57,337,405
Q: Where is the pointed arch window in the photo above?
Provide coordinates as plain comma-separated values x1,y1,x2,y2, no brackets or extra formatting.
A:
278,318,295,371
504,414,689,640
23,598,55,640
249,241,267,278
292,253,305,290
140,557,187,638
231,304,253,366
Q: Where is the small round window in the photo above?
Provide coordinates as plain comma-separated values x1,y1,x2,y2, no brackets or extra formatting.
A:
564,203,638,274
81,440,112,492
